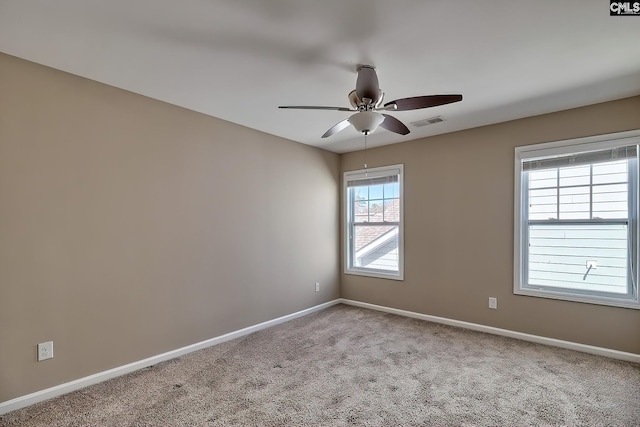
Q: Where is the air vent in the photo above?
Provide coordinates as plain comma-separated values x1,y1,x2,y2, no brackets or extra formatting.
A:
410,116,444,127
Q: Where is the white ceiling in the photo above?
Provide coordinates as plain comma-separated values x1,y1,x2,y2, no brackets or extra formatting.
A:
1,1,639,153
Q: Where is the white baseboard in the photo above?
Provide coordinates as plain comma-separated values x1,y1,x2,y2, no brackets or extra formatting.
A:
4,297,637,415
0,299,341,416
339,298,640,364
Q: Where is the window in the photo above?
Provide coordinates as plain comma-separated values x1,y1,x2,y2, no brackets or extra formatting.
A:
344,164,404,280
514,131,640,309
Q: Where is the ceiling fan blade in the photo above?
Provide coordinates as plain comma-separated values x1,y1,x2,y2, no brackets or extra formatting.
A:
279,106,355,111
322,119,351,138
384,94,462,111
380,114,410,135
355,65,380,104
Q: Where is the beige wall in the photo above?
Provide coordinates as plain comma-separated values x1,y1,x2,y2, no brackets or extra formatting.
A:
1,51,638,405
0,54,340,402
342,96,640,354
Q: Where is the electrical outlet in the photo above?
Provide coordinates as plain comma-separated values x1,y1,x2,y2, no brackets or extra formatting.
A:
38,341,53,361
488,297,497,310
315,282,320,292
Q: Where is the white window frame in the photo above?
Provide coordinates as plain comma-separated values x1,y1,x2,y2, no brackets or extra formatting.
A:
514,130,640,309
344,164,404,280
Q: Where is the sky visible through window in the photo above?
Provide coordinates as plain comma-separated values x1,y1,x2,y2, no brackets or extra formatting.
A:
354,182,399,223
354,183,399,203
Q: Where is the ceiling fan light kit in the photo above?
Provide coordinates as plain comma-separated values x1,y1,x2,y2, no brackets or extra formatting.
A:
348,111,385,135
279,65,463,139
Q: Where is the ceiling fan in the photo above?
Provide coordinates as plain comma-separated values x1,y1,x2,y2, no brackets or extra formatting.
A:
279,65,462,138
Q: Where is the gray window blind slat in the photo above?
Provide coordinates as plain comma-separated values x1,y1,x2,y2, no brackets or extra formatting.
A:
523,145,637,171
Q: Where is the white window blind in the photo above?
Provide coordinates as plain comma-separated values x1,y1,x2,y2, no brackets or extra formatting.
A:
523,146,637,171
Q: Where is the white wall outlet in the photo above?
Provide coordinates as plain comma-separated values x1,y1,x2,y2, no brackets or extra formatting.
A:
586,260,598,269
38,341,53,361
315,282,320,292
488,297,497,310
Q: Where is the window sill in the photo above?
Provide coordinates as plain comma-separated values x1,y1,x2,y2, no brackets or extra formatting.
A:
514,287,640,310
345,269,404,281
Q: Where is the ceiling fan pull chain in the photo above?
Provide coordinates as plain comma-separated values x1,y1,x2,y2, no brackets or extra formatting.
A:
364,133,368,175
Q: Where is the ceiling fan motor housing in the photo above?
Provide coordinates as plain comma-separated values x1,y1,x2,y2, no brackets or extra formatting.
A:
349,89,384,110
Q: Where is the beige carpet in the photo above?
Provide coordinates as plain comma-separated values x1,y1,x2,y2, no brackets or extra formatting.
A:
2,304,639,426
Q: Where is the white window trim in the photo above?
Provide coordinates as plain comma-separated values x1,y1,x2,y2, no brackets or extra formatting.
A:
514,130,640,309
344,164,404,281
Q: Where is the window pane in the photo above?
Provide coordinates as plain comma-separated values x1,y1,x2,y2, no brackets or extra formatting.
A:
593,160,627,174
529,206,558,220
559,165,590,187
592,202,628,219
384,199,400,222
593,183,628,219
353,186,369,201
559,186,589,203
530,187,557,198
559,206,591,219
593,183,627,201
384,182,398,199
593,172,628,185
353,225,399,271
530,189,557,206
368,201,384,221
352,188,367,222
528,224,628,294
559,186,590,219
529,187,557,220
592,160,627,185
369,184,384,200
529,169,557,189
354,213,368,223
